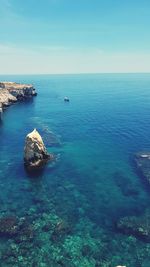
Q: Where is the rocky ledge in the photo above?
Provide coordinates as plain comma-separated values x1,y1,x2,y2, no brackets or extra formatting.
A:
24,129,54,170
0,82,37,118
135,151,150,185
116,209,150,242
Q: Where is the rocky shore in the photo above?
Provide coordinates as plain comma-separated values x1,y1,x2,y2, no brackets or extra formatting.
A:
0,82,37,118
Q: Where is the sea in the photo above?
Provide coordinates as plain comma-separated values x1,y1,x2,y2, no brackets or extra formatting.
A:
0,73,150,266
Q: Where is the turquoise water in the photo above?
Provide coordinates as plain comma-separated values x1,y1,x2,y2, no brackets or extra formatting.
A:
0,74,150,266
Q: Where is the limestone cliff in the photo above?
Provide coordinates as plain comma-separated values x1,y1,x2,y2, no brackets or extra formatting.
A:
24,129,52,170
0,82,37,114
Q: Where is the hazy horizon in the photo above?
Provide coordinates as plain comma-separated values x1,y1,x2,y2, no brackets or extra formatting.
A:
0,72,150,76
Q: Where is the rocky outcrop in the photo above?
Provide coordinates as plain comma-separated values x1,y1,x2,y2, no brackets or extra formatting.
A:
0,82,37,114
4,82,37,99
0,103,3,120
0,216,19,237
135,152,150,185
116,210,150,241
0,215,34,241
24,129,53,170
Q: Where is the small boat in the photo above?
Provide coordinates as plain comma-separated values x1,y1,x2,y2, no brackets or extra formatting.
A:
64,96,70,102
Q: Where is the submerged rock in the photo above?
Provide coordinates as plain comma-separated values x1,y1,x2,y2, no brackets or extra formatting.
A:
24,129,53,170
0,216,19,237
117,210,150,241
51,219,71,242
135,152,150,185
40,127,61,147
113,171,139,197
64,96,70,102
0,215,34,242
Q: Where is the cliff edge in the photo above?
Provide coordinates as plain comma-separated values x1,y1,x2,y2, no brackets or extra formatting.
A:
0,82,37,118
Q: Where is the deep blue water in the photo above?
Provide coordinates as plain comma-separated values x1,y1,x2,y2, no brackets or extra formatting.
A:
0,74,150,266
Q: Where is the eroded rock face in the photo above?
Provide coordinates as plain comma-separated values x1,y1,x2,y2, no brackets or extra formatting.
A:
6,82,37,100
0,82,37,114
0,89,17,106
135,152,150,184
24,129,52,170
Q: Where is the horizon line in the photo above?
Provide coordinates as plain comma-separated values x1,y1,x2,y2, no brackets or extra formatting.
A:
0,72,150,76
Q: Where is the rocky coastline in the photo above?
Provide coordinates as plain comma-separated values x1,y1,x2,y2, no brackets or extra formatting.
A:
0,82,37,118
0,82,53,171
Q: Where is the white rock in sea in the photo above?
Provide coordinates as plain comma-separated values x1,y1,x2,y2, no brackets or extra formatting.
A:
0,103,3,118
24,128,52,170
0,107,2,119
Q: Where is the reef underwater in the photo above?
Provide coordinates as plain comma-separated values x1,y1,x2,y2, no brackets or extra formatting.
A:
1,74,150,266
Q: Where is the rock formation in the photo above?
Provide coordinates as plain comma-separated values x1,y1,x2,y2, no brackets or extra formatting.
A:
135,152,150,185
116,209,150,241
0,215,34,241
0,82,37,115
0,216,19,237
24,129,53,170
0,103,3,120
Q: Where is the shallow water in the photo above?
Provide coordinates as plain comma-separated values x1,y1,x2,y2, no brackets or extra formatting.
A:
0,74,150,266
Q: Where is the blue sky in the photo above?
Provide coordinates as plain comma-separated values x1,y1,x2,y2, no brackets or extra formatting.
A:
0,0,150,74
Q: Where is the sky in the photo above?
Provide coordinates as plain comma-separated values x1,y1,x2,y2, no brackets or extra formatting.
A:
0,0,150,74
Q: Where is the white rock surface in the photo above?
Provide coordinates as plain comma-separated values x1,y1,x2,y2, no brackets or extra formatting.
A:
24,129,51,169
0,82,37,114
